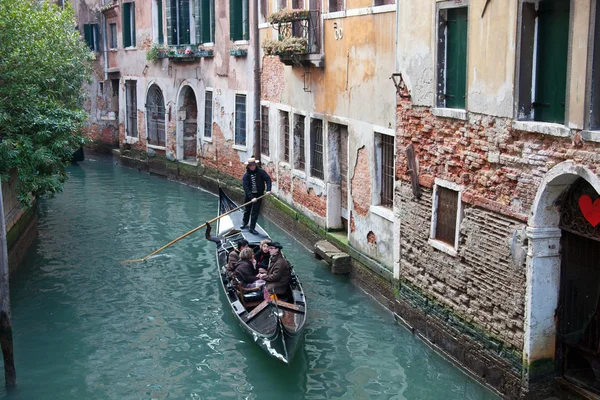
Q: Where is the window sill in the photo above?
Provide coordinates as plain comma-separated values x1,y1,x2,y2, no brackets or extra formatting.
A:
125,136,139,144
260,154,271,163
180,159,198,167
431,108,468,121
124,47,137,51
232,144,247,151
582,130,600,143
258,22,270,29
279,161,291,169
323,11,346,19
109,48,118,52
370,205,394,222
512,121,571,137
307,175,325,189
428,238,458,257
292,169,306,179
233,40,249,45
147,144,166,150
201,136,213,143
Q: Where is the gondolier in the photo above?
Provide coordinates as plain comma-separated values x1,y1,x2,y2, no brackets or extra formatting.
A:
241,157,272,235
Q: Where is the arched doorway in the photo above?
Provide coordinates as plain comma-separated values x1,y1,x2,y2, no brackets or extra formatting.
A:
178,86,197,161
557,178,600,393
146,85,166,146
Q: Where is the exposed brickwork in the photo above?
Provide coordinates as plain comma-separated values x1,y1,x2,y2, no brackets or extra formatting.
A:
278,168,292,195
261,56,285,103
350,146,371,216
396,99,600,218
291,177,327,218
200,123,247,180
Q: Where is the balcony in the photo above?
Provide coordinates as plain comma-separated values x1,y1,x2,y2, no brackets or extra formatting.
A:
263,9,323,68
152,45,214,62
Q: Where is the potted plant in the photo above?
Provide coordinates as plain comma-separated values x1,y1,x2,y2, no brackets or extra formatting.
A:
267,8,311,24
230,45,248,57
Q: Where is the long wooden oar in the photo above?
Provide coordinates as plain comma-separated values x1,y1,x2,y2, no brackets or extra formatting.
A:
121,193,267,263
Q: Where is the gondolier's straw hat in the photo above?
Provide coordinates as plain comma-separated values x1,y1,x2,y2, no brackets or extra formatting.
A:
244,157,257,165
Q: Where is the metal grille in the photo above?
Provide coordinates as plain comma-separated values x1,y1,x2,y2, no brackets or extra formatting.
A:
294,114,305,170
146,85,165,146
235,94,246,146
280,111,289,162
261,106,269,156
204,91,212,138
559,178,600,241
310,119,323,179
435,186,458,245
125,80,138,138
380,134,394,207
276,10,321,54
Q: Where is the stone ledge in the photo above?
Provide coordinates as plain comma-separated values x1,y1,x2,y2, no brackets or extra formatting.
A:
314,240,351,274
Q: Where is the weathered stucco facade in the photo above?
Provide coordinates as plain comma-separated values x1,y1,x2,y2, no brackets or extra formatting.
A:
395,0,600,397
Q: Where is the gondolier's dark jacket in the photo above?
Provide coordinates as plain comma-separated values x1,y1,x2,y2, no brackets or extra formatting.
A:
263,252,291,295
234,259,258,284
242,167,272,198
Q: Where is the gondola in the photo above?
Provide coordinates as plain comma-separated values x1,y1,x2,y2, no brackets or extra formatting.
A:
211,188,307,364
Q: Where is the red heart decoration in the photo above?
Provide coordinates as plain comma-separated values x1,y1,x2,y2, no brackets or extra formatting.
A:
579,195,600,227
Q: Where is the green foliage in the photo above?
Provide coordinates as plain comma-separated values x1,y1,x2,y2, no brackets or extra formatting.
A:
146,43,168,62
262,38,308,56
267,8,310,24
0,0,92,206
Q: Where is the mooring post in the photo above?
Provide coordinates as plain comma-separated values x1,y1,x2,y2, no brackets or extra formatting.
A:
0,183,16,387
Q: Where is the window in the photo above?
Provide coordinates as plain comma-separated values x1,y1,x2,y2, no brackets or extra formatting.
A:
83,24,99,51
125,80,138,138
375,133,394,207
154,0,164,44
329,0,344,12
235,94,247,146
198,0,215,44
122,2,136,48
111,79,119,112
374,0,394,5
293,114,305,170
261,106,270,156
517,0,569,123
280,111,290,163
429,179,463,255
204,90,213,138
437,6,468,109
230,0,249,41
310,119,324,179
168,0,192,45
109,23,117,49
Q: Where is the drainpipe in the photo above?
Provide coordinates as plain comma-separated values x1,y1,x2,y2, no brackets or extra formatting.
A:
102,0,109,80
253,0,261,159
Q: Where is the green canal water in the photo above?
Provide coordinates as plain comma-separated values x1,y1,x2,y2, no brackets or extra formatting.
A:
0,159,498,399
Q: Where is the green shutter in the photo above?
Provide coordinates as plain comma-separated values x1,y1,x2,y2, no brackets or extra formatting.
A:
243,0,249,40
445,7,467,109
167,0,175,45
131,3,136,47
158,0,164,44
84,24,92,49
199,0,212,43
230,0,241,40
210,0,215,42
179,0,190,45
123,4,131,47
534,0,569,124
195,0,202,43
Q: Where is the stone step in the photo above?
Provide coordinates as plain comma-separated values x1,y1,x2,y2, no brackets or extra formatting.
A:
314,240,351,274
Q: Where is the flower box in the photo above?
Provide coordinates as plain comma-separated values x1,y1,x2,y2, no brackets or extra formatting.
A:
198,49,214,57
230,48,247,57
268,8,311,24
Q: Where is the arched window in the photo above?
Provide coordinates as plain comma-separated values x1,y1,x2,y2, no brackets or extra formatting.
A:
146,85,166,146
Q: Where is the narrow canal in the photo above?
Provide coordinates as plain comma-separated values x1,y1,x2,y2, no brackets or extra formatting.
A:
0,159,498,400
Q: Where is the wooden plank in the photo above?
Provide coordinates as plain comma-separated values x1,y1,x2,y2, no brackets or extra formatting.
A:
245,300,270,322
274,300,305,313
406,144,421,199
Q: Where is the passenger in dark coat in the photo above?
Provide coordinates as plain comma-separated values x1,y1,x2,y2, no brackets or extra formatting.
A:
241,157,272,235
227,239,248,273
234,248,265,288
258,242,291,297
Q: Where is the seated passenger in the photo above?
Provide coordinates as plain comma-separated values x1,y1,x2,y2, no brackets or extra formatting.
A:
227,239,249,273
234,248,265,289
257,242,291,300
253,239,270,273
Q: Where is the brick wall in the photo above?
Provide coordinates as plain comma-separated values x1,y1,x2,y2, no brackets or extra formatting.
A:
350,145,371,216
396,100,600,220
291,177,327,218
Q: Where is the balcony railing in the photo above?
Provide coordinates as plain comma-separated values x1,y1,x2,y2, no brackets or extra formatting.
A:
264,9,322,67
